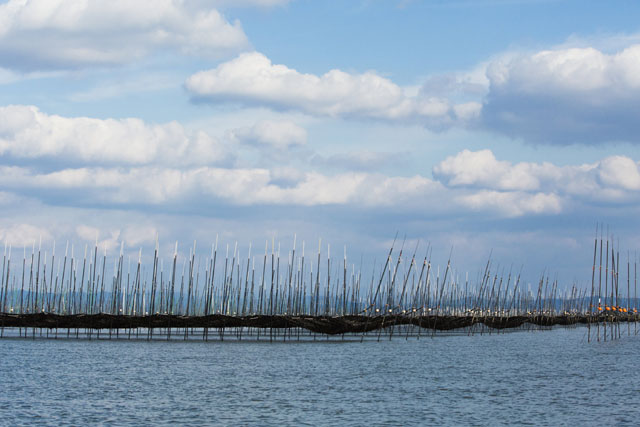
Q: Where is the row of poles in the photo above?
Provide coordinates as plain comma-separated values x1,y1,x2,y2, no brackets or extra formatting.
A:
0,231,638,338
587,225,638,341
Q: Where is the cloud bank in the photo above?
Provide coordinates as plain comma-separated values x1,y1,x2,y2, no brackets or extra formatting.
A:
0,105,232,166
0,0,249,70
433,149,640,206
186,52,480,129
481,44,640,144
184,41,640,145
3,105,640,219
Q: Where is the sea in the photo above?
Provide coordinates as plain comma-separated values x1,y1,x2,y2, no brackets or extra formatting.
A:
1,326,639,426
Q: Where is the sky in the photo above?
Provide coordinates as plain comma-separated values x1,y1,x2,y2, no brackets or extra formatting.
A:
1,0,640,286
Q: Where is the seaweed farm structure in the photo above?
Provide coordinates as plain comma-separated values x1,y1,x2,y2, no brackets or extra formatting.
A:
0,231,638,342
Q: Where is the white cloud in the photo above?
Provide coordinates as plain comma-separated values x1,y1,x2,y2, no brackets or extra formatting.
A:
433,149,546,191
0,155,567,219
3,102,640,220
357,174,444,207
597,155,640,191
3,146,640,236
6,144,639,218
122,225,159,247
487,45,640,92
75,224,100,242
0,224,52,248
186,52,478,128
0,105,233,166
76,224,121,252
481,44,640,144
76,223,157,250
228,120,307,149
433,149,640,204
432,149,566,217
459,191,563,217
0,0,249,70
0,163,447,209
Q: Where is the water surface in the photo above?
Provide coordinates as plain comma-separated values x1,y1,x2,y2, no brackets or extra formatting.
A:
1,326,639,426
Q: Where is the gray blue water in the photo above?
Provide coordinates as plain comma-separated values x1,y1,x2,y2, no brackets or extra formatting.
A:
1,326,639,426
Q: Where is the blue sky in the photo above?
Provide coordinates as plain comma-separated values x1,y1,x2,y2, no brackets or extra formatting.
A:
1,0,640,286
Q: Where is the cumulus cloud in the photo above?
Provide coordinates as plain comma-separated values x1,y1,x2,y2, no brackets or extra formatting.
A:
0,224,52,248
481,44,640,144
76,223,157,250
186,52,479,128
4,146,640,220
227,120,307,149
184,41,640,142
433,149,640,204
597,155,640,191
460,191,563,217
75,224,101,243
433,149,549,191
0,163,448,210
123,225,159,247
76,224,121,252
0,0,249,70
4,102,640,220
0,105,233,166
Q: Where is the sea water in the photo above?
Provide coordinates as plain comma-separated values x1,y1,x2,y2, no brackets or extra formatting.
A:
1,326,639,426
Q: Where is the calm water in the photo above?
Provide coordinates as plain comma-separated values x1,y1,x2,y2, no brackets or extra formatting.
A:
1,326,639,426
